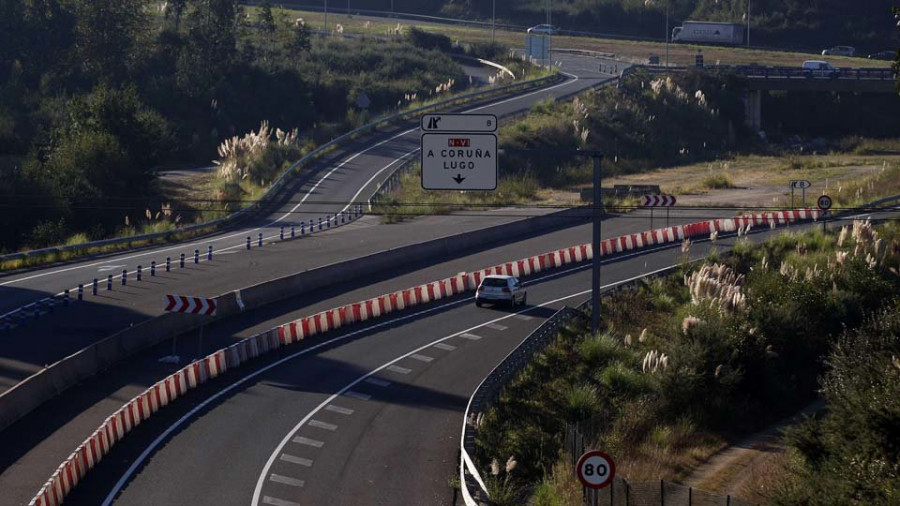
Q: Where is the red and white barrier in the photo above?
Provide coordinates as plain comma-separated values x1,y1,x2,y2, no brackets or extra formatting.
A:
30,207,819,506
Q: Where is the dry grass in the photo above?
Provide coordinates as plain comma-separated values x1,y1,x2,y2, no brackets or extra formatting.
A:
273,8,889,69
734,445,792,503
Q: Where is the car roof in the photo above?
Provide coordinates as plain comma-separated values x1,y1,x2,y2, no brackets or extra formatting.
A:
482,275,514,280
803,60,829,65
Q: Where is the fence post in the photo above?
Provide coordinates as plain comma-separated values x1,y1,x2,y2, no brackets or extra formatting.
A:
626,479,630,506
689,486,692,506
661,480,665,506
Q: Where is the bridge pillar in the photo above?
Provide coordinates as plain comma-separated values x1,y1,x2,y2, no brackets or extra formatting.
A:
744,89,763,132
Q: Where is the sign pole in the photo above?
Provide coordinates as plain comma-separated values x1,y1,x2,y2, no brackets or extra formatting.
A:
650,208,654,230
592,155,602,335
791,187,795,210
197,323,205,359
667,207,670,228
802,187,806,207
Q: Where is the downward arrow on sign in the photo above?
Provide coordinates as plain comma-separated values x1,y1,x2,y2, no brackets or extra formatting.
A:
452,174,466,184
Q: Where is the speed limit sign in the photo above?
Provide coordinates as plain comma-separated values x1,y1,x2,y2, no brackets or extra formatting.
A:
576,450,616,489
817,195,833,211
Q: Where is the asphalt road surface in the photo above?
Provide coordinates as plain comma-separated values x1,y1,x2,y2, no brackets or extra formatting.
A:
0,52,616,392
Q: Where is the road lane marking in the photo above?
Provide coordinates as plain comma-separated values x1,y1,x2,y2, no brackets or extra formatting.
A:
410,354,434,363
513,315,534,321
433,343,456,351
107,253,680,506
269,474,305,488
485,323,508,331
343,391,371,401
364,378,391,387
263,496,301,506
325,405,354,415
308,420,338,431
459,333,482,340
280,454,313,467
386,365,412,374
292,436,324,448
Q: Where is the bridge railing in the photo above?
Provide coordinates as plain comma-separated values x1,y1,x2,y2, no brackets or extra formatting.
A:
620,64,895,82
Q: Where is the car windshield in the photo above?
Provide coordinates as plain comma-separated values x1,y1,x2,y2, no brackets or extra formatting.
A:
482,278,508,287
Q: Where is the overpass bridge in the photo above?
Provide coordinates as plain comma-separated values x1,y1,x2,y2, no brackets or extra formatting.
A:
622,64,897,130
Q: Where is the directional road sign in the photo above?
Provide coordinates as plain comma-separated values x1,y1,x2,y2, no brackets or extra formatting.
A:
421,132,498,190
790,180,812,189
421,113,497,133
576,450,616,490
817,195,833,211
642,195,677,207
164,295,217,316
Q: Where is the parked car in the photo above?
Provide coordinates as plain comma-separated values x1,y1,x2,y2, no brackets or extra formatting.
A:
821,46,856,57
868,50,896,61
475,275,527,308
802,60,839,77
527,24,559,35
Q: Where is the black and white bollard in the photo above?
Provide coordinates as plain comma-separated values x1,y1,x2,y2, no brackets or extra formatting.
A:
291,226,295,239
309,219,314,232
151,261,156,277
194,249,199,264
93,278,99,295
280,227,285,240
341,212,345,224
64,290,70,307
122,269,128,286
180,253,185,268
246,237,251,250
137,265,142,281
301,222,305,236
207,245,213,260
258,232,263,247
327,216,331,229
107,275,113,291
318,218,322,231
78,284,84,301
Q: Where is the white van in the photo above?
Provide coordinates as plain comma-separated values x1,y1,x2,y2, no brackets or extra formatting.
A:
802,60,839,77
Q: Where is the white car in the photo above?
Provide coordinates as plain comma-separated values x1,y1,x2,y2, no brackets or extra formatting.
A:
527,24,559,35
821,46,855,57
475,275,527,308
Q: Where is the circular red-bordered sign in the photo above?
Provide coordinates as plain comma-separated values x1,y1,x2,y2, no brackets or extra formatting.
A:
817,195,833,211
576,450,616,489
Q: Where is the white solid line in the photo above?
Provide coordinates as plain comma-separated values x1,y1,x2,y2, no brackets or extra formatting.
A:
459,333,482,340
485,323,508,331
386,365,412,374
291,436,324,448
307,420,338,432
279,454,313,467
410,354,434,363
364,377,391,387
107,243,678,506
343,391,371,401
325,405,354,415
263,496,301,506
269,474,305,488
433,343,457,351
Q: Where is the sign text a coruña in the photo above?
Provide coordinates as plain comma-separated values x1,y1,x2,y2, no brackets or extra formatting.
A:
426,137,493,170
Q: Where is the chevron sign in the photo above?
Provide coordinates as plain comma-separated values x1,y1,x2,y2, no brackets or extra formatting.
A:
164,295,217,316
642,195,677,207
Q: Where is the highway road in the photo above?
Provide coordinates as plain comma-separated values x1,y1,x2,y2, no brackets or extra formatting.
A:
0,52,617,391
0,207,740,506
61,223,773,506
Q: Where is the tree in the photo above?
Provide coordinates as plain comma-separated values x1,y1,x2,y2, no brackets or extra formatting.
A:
164,0,188,31
177,0,240,97
288,18,312,53
69,0,149,82
259,1,276,35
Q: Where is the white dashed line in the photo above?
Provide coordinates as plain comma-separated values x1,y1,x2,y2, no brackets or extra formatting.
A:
263,496,301,506
325,405,354,415
292,436,324,448
386,365,412,374
269,474,305,488
343,391,371,401
280,454,313,467
513,315,534,321
485,323,508,331
410,354,434,363
364,377,391,387
459,333,482,340
433,343,456,351
308,420,338,431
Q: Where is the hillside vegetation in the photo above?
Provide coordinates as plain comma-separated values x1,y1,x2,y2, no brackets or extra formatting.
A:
0,1,465,252
341,0,898,50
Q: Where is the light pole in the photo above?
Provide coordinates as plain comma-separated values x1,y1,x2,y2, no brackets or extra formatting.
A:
492,0,496,43
665,0,670,67
746,0,751,48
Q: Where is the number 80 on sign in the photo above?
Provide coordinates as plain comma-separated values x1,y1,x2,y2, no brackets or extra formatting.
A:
576,450,616,489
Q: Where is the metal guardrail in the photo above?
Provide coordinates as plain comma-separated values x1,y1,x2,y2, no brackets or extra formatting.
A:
620,64,896,82
0,72,564,264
